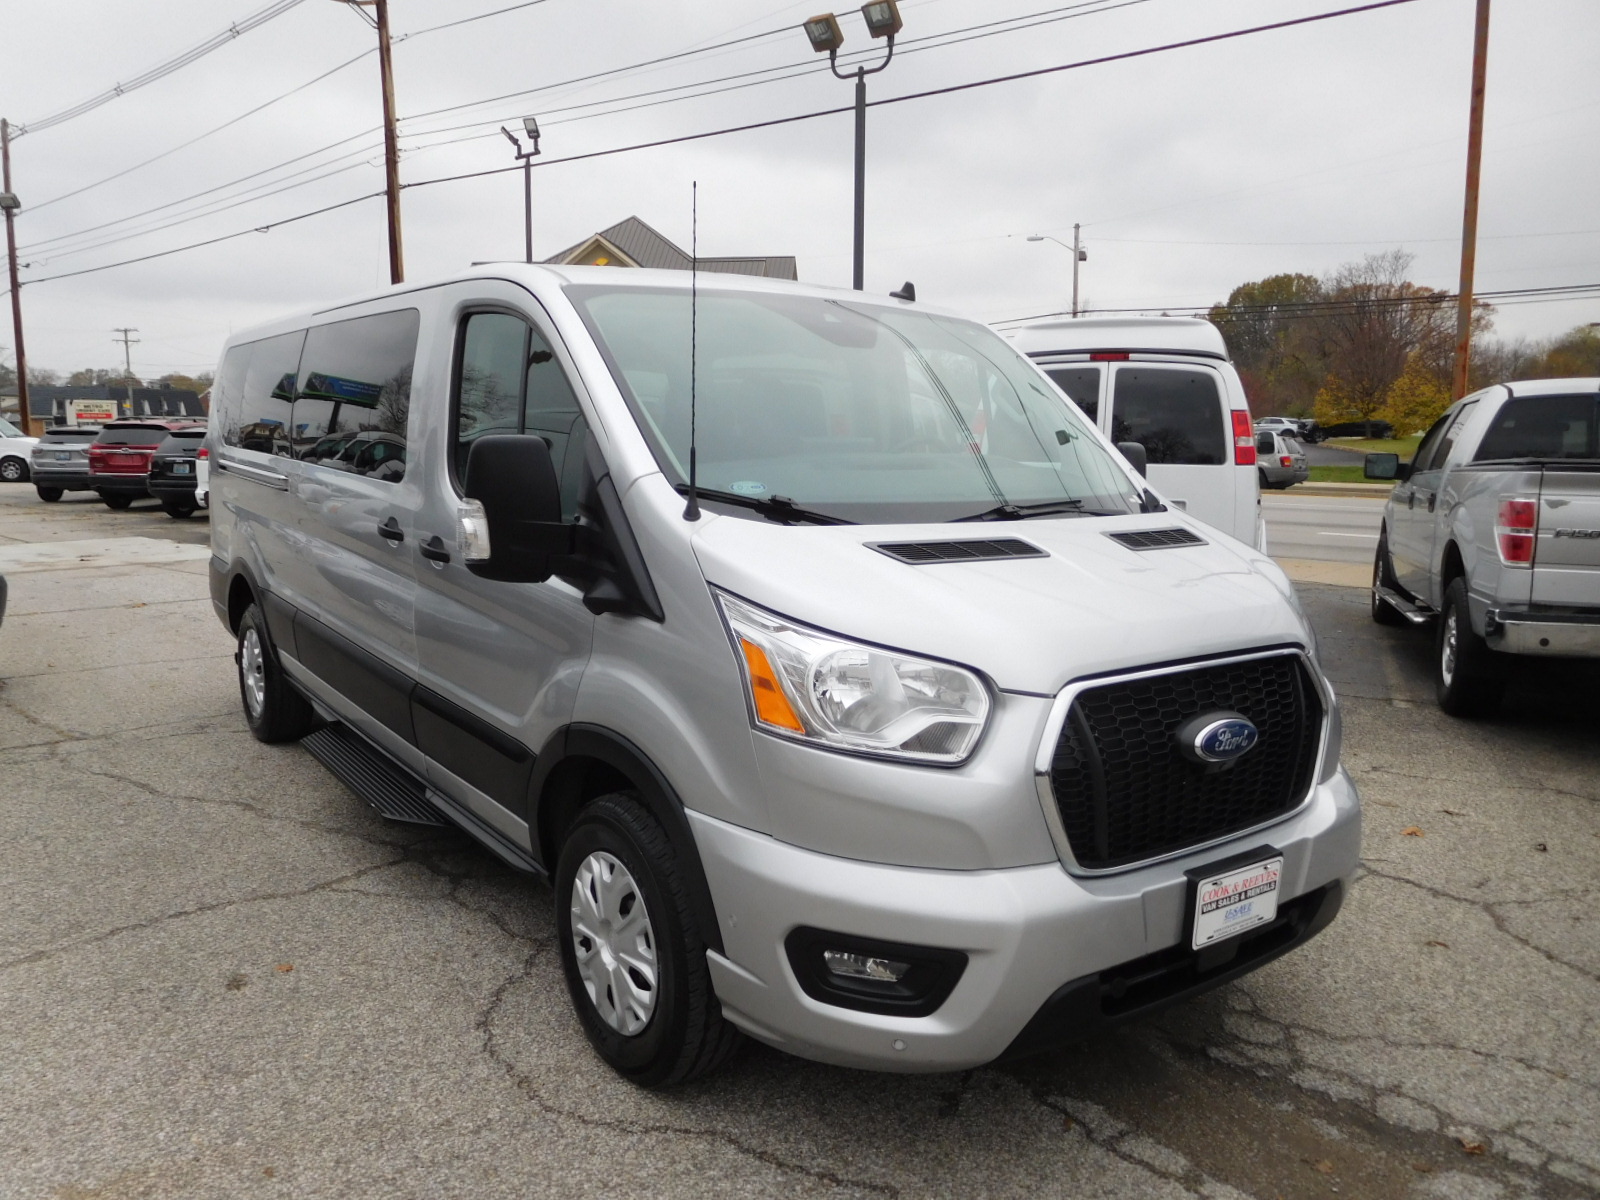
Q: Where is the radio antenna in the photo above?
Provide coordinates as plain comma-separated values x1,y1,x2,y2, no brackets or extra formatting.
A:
683,180,701,521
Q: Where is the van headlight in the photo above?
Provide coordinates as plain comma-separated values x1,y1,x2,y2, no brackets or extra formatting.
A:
715,591,991,765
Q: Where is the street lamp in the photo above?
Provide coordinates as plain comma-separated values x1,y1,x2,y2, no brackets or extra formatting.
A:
501,116,541,264
1028,225,1088,317
803,1,901,291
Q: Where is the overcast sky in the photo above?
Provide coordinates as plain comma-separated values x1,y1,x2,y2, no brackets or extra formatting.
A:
1,0,1595,379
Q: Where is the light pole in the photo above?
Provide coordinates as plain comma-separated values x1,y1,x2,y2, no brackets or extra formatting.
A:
1028,226,1088,317
500,117,541,264
803,2,902,291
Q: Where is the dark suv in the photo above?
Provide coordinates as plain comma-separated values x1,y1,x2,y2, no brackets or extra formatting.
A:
88,420,205,510
147,429,208,518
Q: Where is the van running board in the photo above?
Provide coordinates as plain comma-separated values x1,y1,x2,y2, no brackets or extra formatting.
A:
300,723,448,826
1374,584,1433,625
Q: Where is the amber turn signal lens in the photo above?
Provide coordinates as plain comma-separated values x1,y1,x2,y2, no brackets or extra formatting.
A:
739,637,805,732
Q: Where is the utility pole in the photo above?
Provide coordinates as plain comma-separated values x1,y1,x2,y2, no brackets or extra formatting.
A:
113,327,140,417
374,0,404,284
1071,223,1084,318
1,118,30,434
1451,0,1491,399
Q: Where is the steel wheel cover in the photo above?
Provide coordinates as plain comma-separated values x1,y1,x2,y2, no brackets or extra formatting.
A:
569,850,658,1036
240,627,267,719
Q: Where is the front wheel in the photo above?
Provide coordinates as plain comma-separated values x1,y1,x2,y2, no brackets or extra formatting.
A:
1436,577,1505,717
1370,528,1407,627
555,794,740,1087
0,456,29,483
236,602,317,743
36,486,64,503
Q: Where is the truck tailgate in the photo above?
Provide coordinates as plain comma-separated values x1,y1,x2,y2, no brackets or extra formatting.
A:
1533,468,1600,605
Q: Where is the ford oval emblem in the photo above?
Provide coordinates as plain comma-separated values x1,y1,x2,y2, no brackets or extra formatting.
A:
1175,710,1260,766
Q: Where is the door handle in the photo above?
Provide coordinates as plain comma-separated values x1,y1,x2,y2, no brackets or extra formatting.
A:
1407,491,1415,509
378,517,404,543
1427,492,1437,513
420,535,451,565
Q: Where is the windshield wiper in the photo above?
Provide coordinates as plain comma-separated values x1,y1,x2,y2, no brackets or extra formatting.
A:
679,487,854,526
953,499,1099,522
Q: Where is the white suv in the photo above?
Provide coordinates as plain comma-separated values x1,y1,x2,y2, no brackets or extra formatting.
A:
0,415,39,484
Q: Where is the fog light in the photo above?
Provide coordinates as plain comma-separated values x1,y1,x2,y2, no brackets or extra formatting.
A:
823,949,910,982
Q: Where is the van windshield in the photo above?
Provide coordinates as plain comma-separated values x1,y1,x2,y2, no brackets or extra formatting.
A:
568,286,1142,523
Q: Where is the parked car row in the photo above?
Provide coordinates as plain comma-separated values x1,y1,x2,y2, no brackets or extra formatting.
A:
1254,415,1323,443
24,420,210,517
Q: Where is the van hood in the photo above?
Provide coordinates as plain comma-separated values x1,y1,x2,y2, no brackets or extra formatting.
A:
690,514,1308,694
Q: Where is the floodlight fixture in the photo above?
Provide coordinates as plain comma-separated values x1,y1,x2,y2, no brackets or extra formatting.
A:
803,14,844,53
522,115,541,151
0,193,19,212
861,0,902,39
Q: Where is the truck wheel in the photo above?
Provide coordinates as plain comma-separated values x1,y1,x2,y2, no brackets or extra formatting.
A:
555,793,740,1087
162,499,197,519
1436,577,1505,717
1370,528,1407,627
102,494,133,511
236,602,317,743
0,456,28,483
36,486,64,503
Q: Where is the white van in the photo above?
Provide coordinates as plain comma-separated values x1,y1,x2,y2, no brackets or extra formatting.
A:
1000,317,1264,550
209,267,1357,1086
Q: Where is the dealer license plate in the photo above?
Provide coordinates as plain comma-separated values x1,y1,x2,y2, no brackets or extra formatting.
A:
172,462,192,474
1190,853,1283,950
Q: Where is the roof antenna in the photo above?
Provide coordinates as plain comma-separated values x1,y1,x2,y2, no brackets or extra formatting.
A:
683,180,701,521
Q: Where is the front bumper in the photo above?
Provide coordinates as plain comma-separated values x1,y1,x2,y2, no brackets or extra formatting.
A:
693,766,1361,1072
1484,607,1600,657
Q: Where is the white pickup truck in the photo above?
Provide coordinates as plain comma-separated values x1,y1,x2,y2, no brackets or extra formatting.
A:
1365,378,1600,715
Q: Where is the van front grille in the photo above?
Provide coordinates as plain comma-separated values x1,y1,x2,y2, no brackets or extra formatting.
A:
1049,653,1322,871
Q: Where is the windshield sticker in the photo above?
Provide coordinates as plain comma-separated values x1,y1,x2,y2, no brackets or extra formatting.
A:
730,480,768,496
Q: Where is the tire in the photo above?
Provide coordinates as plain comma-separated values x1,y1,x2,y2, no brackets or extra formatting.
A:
1435,576,1505,717
555,793,741,1087
1370,527,1408,627
0,456,28,483
35,486,64,503
236,602,317,743
102,493,134,511
162,499,197,519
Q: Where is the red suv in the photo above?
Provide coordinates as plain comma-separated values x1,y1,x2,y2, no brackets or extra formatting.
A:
88,420,206,510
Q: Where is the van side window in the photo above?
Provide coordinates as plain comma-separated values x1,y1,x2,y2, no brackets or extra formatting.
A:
1109,368,1226,465
212,343,253,450
295,309,420,482
226,331,304,456
455,312,587,519
1045,367,1101,422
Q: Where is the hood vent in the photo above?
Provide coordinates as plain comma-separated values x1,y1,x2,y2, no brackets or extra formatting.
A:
1106,528,1207,551
870,538,1047,565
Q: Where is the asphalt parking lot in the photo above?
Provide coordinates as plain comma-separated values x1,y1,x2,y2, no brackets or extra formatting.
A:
1,485,1596,1200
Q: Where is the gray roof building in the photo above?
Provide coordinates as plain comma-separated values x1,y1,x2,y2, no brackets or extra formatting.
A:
29,384,205,423
544,216,797,280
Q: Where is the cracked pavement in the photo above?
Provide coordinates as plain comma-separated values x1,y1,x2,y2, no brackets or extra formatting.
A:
1,490,1596,1199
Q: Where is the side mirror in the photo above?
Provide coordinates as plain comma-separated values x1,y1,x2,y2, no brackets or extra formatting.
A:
1364,452,1408,481
463,434,573,582
1116,440,1148,477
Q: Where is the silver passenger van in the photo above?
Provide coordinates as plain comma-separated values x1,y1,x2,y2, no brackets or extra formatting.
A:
209,266,1359,1086
1001,317,1265,550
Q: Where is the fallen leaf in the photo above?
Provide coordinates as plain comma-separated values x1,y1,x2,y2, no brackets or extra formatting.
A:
130,602,146,608
1440,808,1464,816
225,972,248,991
1411,1163,1434,1174
1425,940,1450,948
1534,843,1548,852
1062,1117,1074,1131
263,1167,276,1178
1311,1159,1335,1175
275,963,294,973
1401,826,1425,837
1459,1139,1487,1156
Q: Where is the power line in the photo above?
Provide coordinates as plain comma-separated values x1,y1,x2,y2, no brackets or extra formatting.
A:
19,0,1431,288
13,0,313,138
